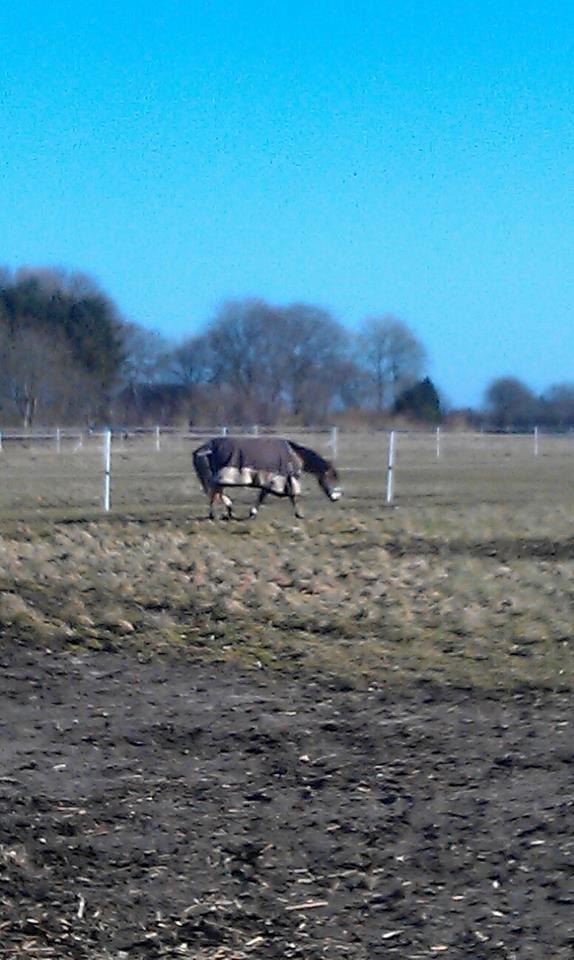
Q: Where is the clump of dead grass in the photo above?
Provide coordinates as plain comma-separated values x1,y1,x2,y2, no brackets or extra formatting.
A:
0,507,572,691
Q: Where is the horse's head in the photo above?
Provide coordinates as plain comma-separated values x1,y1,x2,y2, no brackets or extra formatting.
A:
288,441,342,504
319,463,342,502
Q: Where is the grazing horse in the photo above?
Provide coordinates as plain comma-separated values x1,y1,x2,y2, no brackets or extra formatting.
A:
193,435,342,519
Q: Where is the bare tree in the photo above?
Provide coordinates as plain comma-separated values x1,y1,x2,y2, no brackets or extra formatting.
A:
169,333,213,389
0,317,12,420
357,315,427,411
2,325,99,426
282,303,351,421
113,321,173,422
206,299,290,422
202,298,353,424
119,321,170,385
484,377,540,429
543,383,574,427
211,300,284,391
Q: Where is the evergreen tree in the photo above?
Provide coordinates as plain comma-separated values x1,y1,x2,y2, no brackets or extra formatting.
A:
394,376,442,423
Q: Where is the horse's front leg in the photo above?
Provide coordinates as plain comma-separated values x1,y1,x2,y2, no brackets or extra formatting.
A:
249,488,268,518
209,488,234,520
208,490,218,520
290,494,304,519
221,491,235,520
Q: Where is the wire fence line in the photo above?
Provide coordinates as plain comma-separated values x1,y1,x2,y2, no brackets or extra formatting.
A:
0,424,573,517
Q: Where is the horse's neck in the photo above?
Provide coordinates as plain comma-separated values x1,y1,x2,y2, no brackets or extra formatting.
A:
288,440,327,476
296,446,324,476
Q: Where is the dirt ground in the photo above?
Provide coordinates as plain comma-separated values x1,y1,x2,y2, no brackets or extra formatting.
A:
0,643,572,960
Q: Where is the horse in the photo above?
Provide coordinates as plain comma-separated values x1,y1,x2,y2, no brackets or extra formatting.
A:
192,435,342,519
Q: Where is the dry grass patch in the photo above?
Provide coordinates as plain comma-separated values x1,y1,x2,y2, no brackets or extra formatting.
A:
0,504,572,691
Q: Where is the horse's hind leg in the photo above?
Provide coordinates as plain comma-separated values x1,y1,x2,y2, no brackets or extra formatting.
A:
249,489,268,518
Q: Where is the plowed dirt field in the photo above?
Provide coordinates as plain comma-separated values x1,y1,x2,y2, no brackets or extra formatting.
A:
1,645,572,959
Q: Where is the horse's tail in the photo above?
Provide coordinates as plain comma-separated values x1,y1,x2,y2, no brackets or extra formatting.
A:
193,441,215,494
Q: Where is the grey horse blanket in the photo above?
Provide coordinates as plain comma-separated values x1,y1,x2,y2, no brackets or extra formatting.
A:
193,436,302,495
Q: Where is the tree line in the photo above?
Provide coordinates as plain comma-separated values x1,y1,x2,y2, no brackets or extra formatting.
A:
0,266,571,429
0,268,123,427
482,377,574,431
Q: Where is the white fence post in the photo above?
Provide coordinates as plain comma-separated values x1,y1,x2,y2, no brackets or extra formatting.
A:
534,426,539,457
386,430,396,505
253,424,259,436
436,425,441,460
221,425,228,436
155,425,161,452
330,425,338,459
56,428,61,454
103,430,112,512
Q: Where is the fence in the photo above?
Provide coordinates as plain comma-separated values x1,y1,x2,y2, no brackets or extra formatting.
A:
0,425,573,518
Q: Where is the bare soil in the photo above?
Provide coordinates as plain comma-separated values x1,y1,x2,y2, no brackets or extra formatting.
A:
1,643,572,959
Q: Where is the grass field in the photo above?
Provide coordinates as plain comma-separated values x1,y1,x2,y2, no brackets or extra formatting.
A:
0,429,573,690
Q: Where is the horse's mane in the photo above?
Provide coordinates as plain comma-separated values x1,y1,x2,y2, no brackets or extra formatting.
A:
288,440,332,474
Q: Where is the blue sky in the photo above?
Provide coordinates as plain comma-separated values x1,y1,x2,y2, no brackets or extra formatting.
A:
2,0,573,408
